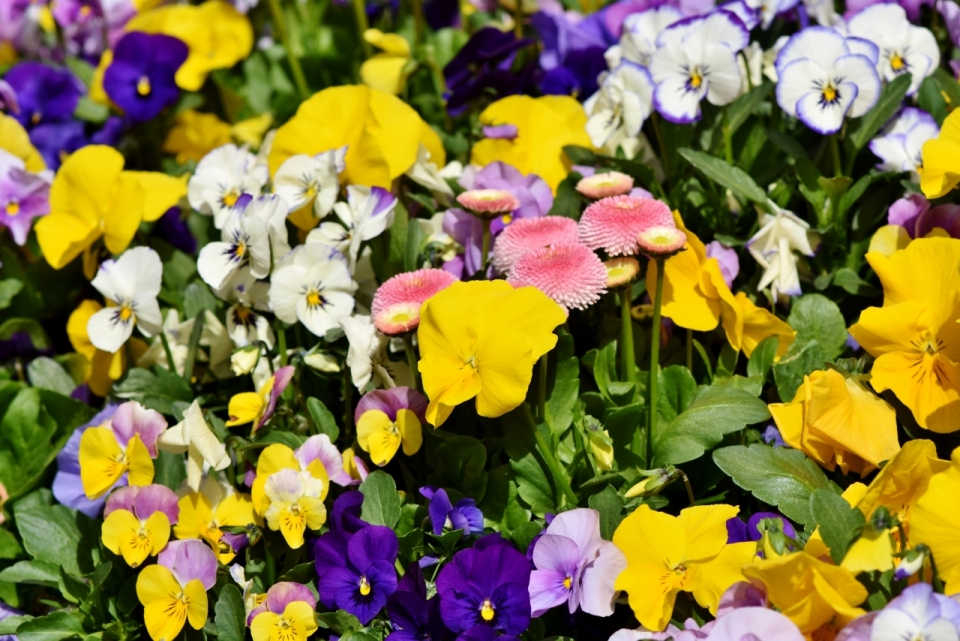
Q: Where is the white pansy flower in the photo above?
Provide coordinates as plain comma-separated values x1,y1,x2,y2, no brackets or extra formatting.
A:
846,4,939,96
775,27,880,135
187,144,267,229
405,144,455,203
739,42,764,94
869,107,939,180
269,244,357,337
273,146,346,228
650,11,748,124
87,247,163,353
218,268,275,349
610,6,683,68
158,400,231,492
747,206,819,299
585,62,655,152
305,185,397,269
137,310,234,379
338,314,411,391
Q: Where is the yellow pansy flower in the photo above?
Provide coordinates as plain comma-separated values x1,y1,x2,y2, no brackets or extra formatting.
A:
101,484,179,568
909,445,960,593
417,280,566,427
268,85,445,189
34,145,187,270
921,108,960,199
163,110,233,163
249,583,318,641
769,369,900,476
742,551,867,637
225,366,294,433
472,95,592,193
231,113,274,149
174,476,259,564
0,114,45,172
67,300,147,396
357,409,422,467
126,2,253,91
849,237,960,433
647,212,795,359
360,29,411,95
137,540,216,641
612,504,756,631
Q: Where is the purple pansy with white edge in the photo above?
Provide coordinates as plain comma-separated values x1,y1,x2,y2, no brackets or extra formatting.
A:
649,10,749,124
528,508,627,618
613,6,684,68
158,539,218,590
420,486,484,539
246,581,318,626
723,0,799,30
870,107,938,179
53,403,122,517
0,150,49,245
775,27,880,135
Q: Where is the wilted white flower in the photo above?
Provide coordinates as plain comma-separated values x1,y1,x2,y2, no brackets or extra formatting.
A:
338,314,411,390
747,206,819,299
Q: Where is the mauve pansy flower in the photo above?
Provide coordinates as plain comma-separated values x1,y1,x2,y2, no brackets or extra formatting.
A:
53,403,122,517
315,525,399,624
420,486,483,538
154,207,197,254
888,194,960,240
0,151,50,245
246,581,318,627
104,32,188,124
888,194,929,234
491,216,579,275
532,9,611,98
355,387,428,467
508,243,608,312
102,483,180,567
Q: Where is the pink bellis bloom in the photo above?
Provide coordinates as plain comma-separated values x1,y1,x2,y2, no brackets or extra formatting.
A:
491,216,579,275
529,508,628,617
371,268,458,336
579,196,675,256
457,189,521,219
102,484,179,568
507,243,608,312
576,172,635,199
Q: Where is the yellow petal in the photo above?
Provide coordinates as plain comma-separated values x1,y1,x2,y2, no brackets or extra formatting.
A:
396,408,423,456
687,541,756,614
127,435,156,487
856,439,947,526
137,564,181,604
226,392,265,427
871,351,960,434
101,509,139,557
475,329,535,418
300,496,327,531
913,452,960,592
866,237,960,309
648,243,722,332
67,300,101,361
868,224,912,258
0,114,45,172
251,612,281,641
733,293,796,359
284,601,319,637
613,504,685,567
215,493,258,527
614,563,678,631
174,491,214,540
231,113,274,148
129,171,189,222
676,504,738,563
365,29,411,55
921,135,960,199
252,444,299,511
360,55,409,95
183,579,209,630
840,524,894,574
357,409,401,466
79,426,125,499
103,172,146,255
163,110,233,163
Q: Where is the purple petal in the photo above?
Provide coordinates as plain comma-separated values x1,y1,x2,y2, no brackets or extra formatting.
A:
578,540,626,617
158,539,217,590
482,124,518,139
330,492,367,532
111,401,167,456
387,591,429,634
705,241,740,289
426,488,454,536
529,569,570,617
543,508,602,560
355,387,428,424
437,548,478,597
104,486,139,517
132,484,180,524
259,365,294,428
747,512,795,539
916,204,960,239
266,581,317,614
888,193,929,237
295,434,343,480
322,566,363,612
221,532,249,555
349,525,399,570
397,562,427,598
489,582,531,635
717,582,768,616
707,607,804,641
532,534,581,576
315,530,353,578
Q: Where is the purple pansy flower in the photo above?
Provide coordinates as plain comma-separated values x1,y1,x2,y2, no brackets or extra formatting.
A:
443,28,535,116
246,582,318,626
725,511,795,544
532,9,612,97
387,563,454,641
420,486,484,538
0,154,50,245
157,539,218,590
762,424,787,448
436,540,532,636
103,32,188,124
154,207,198,254
330,491,368,533
887,194,960,240
528,508,627,617
888,193,929,234
0,601,23,641
4,62,81,128
27,119,88,170
315,525,399,624
53,403,123,517
677,608,805,641
104,483,180,524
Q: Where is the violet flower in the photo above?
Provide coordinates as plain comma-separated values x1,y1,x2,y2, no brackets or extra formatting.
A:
354,386,429,425
154,207,198,254
104,483,180,524
52,403,123,517
436,541,532,636
314,525,399,624
532,9,611,97
682,608,805,641
762,424,787,448
26,119,88,170
387,563,454,641
330,491,368,533
847,0,929,21
888,194,960,239
4,62,81,129
0,80,18,115
0,601,23,641
443,28,534,116
420,486,484,538
0,154,49,245
158,539,218,590
528,508,627,617
103,32,188,124
246,581,318,626
725,511,795,543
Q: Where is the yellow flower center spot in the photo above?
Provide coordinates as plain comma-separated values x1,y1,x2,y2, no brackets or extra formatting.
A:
235,305,252,322
222,190,240,207
891,53,906,71
563,576,572,590
306,291,324,308
304,183,318,199
31,112,41,125
501,214,513,225
235,241,246,257
119,305,134,322
359,576,372,596
480,599,495,621
5,201,19,216
689,70,703,89
137,76,151,96
388,422,400,437
79,4,91,16
822,84,837,103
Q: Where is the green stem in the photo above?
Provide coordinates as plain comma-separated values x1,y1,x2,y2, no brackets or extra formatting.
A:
829,134,843,178
351,0,372,58
159,330,177,377
277,323,288,367
481,218,492,273
538,353,548,421
686,328,693,372
403,334,420,392
264,535,278,587
647,259,665,467
523,404,578,507
265,0,310,100
620,290,636,384
722,109,734,165
411,0,426,45
182,312,205,384
651,113,671,178
513,0,523,38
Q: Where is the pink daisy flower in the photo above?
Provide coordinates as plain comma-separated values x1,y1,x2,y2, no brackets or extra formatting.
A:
637,226,688,258
576,171,634,199
371,268,458,335
578,196,674,256
491,216,579,274
604,257,640,289
456,189,521,219
508,243,607,312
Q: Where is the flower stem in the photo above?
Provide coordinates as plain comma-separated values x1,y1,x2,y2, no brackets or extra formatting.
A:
513,0,523,38
411,0,426,46
686,328,693,372
277,323,288,367
265,0,310,100
351,0,372,58
647,258,666,467
159,330,177,377
183,311,205,384
722,109,734,165
403,333,420,392
829,134,843,177
620,289,636,384
481,218,492,273
523,404,578,507
538,352,548,420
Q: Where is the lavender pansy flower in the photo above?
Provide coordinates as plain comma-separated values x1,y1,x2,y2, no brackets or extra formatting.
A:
0,602,23,641
725,511,795,543
703,608,805,641
443,28,534,116
420,486,484,538
528,507,627,617
246,581,318,625
887,194,960,240
104,483,180,524
354,386,429,425
436,541,532,636
839,583,960,641
762,424,787,447
103,32,188,124
0,151,50,245
704,241,739,288
157,539,218,590
53,403,123,517
888,193,929,235
716,581,768,615
870,107,938,179
5,62,82,128
315,525,399,624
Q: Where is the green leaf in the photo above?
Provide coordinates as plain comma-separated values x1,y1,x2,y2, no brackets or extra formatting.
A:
0,279,23,310
773,340,828,402
257,431,306,449
26,358,76,396
832,268,880,297
15,611,85,641
678,148,768,206
479,465,531,533
307,397,339,442
0,318,50,349
747,336,780,381
215,584,246,641
112,367,194,415
510,452,557,515
0,528,23,560
605,404,645,469
587,485,624,540
766,128,808,160
154,450,187,491
848,73,912,150
74,97,108,123
548,172,585,219
713,443,835,524
0,616,32,635
359,470,401,528
545,331,579,434
14,502,85,577
726,82,773,135
787,294,848,361
810,489,865,563
183,283,218,319
654,385,769,466
0,560,60,586
657,365,697,423
431,436,488,502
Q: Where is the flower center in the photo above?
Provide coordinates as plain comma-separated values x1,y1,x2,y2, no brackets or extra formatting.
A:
480,599,495,622
116,303,135,323
5,201,19,216
688,69,703,89
79,4,91,16
890,52,906,71
359,576,372,596
304,182,318,199
563,576,572,590
306,290,324,309
821,83,839,104
234,305,252,323
137,76,151,96
222,190,240,207
501,214,513,225
465,354,477,369
388,422,400,437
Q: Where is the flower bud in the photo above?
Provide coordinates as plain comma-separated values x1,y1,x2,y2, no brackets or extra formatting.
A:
230,345,261,375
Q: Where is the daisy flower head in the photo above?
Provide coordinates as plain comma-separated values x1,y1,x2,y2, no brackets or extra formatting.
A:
578,195,674,256
649,11,749,124
187,144,268,229
846,3,939,96
576,171,635,200
87,246,163,353
604,257,641,289
870,107,939,180
775,27,881,135
456,188,520,219
371,268,458,336
491,215,579,274
585,62,655,150
637,225,688,258
273,146,346,231
507,243,608,312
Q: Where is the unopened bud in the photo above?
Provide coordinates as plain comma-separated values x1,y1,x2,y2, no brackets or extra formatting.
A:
230,345,261,375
